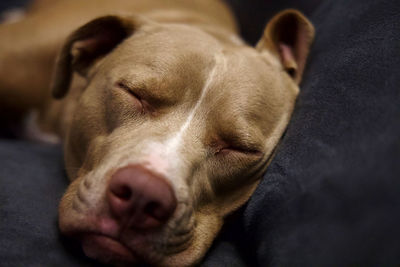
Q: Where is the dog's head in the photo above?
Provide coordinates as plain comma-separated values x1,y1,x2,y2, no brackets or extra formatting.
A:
51,10,313,266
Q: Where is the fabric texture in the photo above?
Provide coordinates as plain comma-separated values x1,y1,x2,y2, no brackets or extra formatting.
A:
208,0,400,265
0,141,96,266
1,0,400,266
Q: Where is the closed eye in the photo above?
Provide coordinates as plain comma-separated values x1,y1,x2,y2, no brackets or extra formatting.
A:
116,81,145,112
117,81,141,100
216,146,263,158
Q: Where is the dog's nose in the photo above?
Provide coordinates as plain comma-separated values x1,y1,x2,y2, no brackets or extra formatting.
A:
107,165,177,230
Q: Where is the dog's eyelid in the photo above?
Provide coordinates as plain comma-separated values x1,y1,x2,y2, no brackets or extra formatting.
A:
116,81,142,98
223,133,262,151
223,146,263,156
116,80,166,106
213,138,263,157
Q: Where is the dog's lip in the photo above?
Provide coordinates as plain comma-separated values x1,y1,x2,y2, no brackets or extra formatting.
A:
61,211,196,261
81,233,137,263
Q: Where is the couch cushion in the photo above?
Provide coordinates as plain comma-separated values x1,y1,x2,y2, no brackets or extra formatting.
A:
0,141,97,266
238,0,400,265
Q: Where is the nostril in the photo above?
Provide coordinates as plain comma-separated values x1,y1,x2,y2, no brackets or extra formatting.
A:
144,201,166,221
110,184,132,201
144,201,159,215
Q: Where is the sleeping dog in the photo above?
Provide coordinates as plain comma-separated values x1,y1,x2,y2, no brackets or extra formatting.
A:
0,0,314,265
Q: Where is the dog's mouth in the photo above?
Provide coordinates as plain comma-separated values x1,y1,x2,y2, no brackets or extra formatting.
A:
60,167,197,265
63,208,196,266
59,180,220,266
77,225,195,266
81,234,137,264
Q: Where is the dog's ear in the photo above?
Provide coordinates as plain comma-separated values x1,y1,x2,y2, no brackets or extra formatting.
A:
256,10,314,84
51,15,145,99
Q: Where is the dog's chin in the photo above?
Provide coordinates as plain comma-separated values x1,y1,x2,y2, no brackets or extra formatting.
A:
60,210,223,266
81,234,137,265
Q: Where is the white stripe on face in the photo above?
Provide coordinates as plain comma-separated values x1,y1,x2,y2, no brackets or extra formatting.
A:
141,53,227,178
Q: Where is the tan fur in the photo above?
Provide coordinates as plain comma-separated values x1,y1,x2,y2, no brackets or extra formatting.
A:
0,1,314,266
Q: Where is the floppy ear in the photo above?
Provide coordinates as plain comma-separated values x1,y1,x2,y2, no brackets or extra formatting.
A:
51,15,145,99
256,10,315,84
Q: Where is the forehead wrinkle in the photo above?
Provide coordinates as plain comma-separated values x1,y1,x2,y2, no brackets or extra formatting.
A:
166,52,227,146
141,52,227,170
115,50,213,106
202,51,281,143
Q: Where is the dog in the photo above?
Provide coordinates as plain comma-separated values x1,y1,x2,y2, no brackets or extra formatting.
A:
0,0,314,266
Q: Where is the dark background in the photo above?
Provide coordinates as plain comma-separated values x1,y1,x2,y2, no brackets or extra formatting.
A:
0,0,323,44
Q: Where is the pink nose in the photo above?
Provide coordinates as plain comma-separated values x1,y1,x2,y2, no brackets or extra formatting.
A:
107,165,177,230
